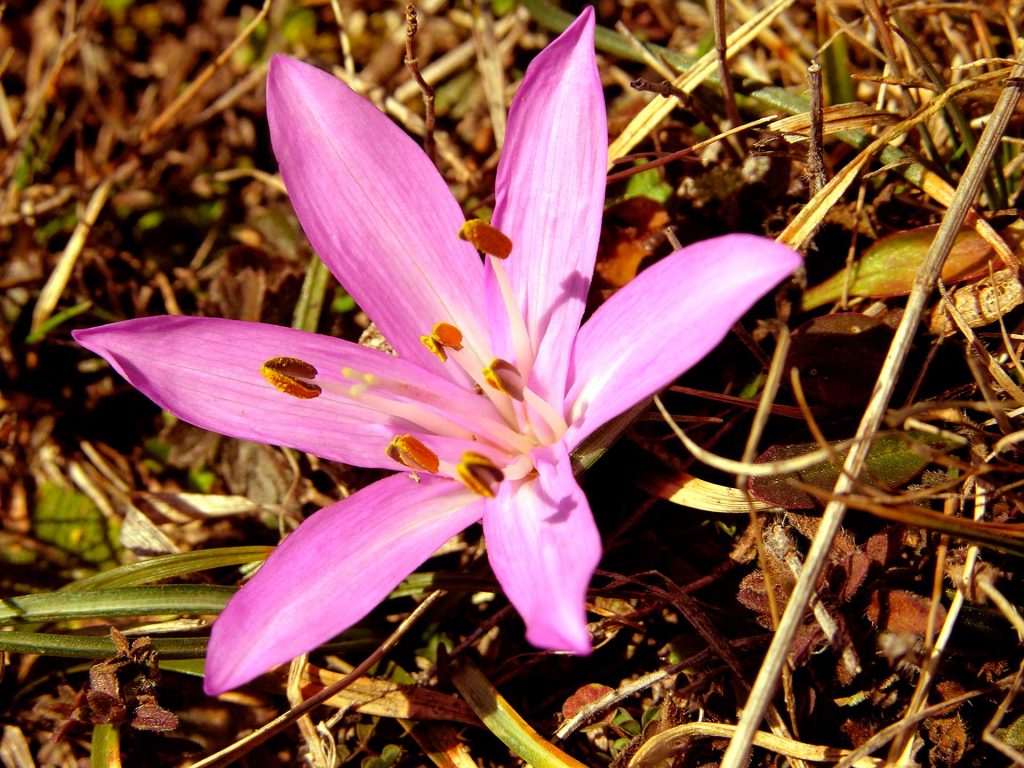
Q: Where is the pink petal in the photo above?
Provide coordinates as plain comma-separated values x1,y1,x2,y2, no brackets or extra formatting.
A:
565,235,801,447
488,9,606,403
267,56,490,374
204,474,481,694
483,443,599,653
73,316,487,470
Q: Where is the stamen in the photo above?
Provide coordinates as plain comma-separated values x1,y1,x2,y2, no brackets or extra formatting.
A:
488,257,535,381
455,451,505,498
482,358,525,401
420,322,464,362
260,357,321,399
386,434,440,473
459,219,512,259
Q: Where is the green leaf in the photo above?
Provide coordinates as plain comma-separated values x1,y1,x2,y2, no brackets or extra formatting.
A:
187,467,217,493
34,482,117,565
640,705,662,732
749,434,954,512
749,431,956,509
611,708,641,736
801,225,1015,310
623,166,673,204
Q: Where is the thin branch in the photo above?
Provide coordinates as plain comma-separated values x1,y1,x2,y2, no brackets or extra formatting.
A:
404,4,436,165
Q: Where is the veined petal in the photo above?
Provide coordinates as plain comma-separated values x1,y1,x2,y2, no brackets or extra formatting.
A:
204,474,481,694
73,316,489,470
267,56,489,374
488,9,606,403
483,443,599,653
565,235,801,447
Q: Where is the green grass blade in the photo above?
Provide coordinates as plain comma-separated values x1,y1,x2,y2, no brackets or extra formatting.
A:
66,546,272,591
0,585,235,623
452,658,587,768
0,632,208,659
91,724,121,768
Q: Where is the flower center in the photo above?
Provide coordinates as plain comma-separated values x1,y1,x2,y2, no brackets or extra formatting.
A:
257,221,568,499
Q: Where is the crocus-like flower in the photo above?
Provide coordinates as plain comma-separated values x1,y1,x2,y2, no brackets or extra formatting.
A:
74,9,800,695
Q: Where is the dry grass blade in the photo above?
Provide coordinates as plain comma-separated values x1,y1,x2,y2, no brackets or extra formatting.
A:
654,396,863,476
607,0,797,165
188,591,446,768
641,472,780,513
776,67,1015,254
30,173,115,335
628,721,884,767
720,51,1024,768
767,103,900,141
140,0,272,143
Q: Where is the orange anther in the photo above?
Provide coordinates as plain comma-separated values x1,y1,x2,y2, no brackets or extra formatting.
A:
459,219,512,260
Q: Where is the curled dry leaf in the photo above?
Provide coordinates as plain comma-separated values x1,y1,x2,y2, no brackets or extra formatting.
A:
929,267,1024,335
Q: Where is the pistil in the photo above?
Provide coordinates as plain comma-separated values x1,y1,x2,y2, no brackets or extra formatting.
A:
487,256,535,384
342,370,533,455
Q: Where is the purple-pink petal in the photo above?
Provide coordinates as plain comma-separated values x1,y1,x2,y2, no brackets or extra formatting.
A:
564,234,801,447
488,8,606,404
72,316,486,470
204,474,481,695
483,443,599,654
267,55,490,375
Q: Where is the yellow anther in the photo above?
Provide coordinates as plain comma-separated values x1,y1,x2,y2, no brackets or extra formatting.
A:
455,451,505,498
420,321,464,362
459,219,512,260
260,357,321,399
432,322,463,349
421,335,445,361
386,435,440,474
482,358,525,401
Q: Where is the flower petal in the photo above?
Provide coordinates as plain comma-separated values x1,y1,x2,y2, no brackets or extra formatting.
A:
267,55,489,373
204,474,481,694
483,443,599,653
565,234,801,447
73,316,490,470
488,9,606,403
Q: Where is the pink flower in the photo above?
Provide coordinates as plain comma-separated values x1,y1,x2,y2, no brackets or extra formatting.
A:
73,9,800,695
